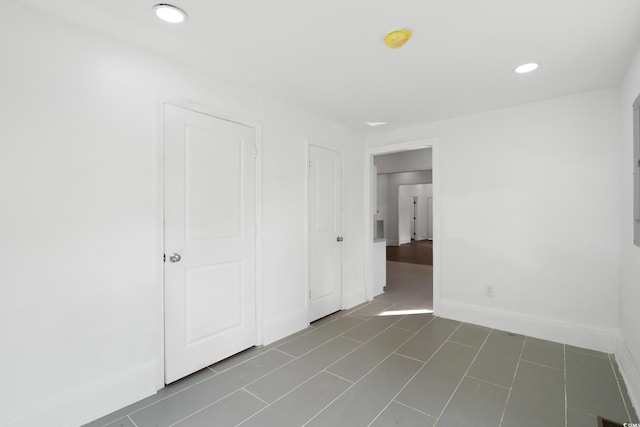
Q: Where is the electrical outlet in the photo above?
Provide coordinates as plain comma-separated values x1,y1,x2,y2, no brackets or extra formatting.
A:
484,286,495,297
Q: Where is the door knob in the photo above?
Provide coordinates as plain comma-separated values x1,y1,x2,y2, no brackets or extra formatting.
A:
169,253,182,263
336,236,343,242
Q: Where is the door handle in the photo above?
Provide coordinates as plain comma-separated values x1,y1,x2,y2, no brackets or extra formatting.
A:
336,236,343,242
169,253,182,263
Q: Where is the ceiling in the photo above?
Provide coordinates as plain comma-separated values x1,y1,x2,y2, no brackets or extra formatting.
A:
14,0,640,129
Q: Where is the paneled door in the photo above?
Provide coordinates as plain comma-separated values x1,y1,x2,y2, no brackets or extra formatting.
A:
308,144,342,322
164,104,256,383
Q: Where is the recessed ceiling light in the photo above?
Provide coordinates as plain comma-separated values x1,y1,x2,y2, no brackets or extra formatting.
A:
154,4,187,23
364,122,388,127
514,62,539,74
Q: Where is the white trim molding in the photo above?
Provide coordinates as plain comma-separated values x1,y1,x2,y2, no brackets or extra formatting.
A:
363,137,440,312
0,362,156,427
617,338,640,417
439,299,619,353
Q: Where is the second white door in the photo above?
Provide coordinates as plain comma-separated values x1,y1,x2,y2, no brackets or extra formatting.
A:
308,145,342,322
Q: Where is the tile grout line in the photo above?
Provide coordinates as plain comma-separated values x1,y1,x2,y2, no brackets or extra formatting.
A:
446,339,479,349
391,352,427,364
519,358,564,372
302,315,440,426
127,415,139,427
431,327,494,426
213,349,275,374
271,347,298,359
368,321,468,427
391,399,438,420
241,387,270,406
340,334,366,344
465,374,510,390
322,369,355,384
393,324,421,333
497,334,527,427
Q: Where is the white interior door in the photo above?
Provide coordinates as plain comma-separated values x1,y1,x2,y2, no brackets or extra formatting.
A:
308,145,342,322
164,104,256,384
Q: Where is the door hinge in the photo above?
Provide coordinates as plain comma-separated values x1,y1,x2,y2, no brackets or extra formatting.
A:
253,144,258,158
163,254,166,262
309,160,312,168
309,290,312,299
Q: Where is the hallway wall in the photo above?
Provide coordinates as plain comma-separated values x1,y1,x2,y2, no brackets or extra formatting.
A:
367,89,621,352
618,39,640,414
377,171,432,244
0,4,364,426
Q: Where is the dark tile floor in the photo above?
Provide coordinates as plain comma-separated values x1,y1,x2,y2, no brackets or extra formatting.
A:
84,262,638,426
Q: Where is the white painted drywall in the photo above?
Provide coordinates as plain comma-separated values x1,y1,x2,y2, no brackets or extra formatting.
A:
380,171,433,245
618,41,640,413
0,4,364,426
375,174,389,223
374,148,432,174
367,89,622,351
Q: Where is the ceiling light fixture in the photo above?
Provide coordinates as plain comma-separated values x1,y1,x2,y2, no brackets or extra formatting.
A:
384,29,412,49
364,122,388,127
154,4,187,23
514,62,539,74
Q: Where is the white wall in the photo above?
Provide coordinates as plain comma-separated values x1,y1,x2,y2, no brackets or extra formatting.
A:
367,89,622,352
618,41,640,414
374,148,432,174
380,171,432,244
398,184,433,243
0,3,364,426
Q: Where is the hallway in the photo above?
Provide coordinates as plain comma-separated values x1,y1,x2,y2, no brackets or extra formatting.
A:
378,239,433,310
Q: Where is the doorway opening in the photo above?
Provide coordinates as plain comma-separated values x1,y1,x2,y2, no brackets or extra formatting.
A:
364,138,440,314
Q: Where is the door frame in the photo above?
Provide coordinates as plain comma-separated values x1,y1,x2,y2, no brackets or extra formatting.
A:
154,97,263,390
305,139,346,319
363,137,440,310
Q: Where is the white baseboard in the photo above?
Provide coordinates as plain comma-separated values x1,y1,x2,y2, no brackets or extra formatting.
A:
262,308,309,345
438,299,619,353
1,362,157,427
617,339,640,417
